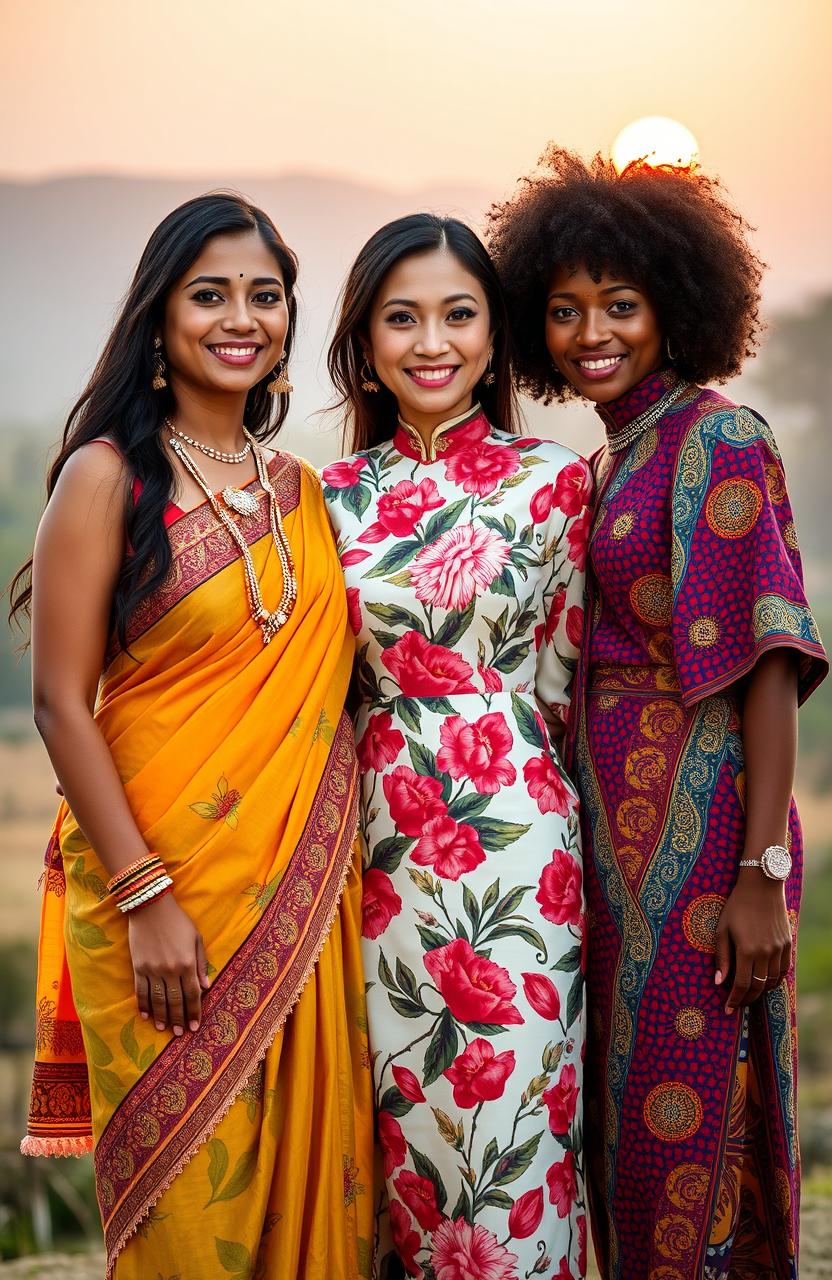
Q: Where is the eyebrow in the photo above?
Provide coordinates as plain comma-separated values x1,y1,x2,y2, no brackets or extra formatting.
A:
184,274,283,289
547,283,640,302
381,292,478,309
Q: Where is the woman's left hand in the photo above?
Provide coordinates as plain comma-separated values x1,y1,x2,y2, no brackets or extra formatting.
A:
714,868,792,1013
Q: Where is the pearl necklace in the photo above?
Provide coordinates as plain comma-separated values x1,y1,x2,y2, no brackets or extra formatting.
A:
606,381,688,453
168,430,297,644
165,418,251,465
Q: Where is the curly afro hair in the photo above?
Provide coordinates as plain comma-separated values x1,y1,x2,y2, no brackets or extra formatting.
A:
486,145,765,402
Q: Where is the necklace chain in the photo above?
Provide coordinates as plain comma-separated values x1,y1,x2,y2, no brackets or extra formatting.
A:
165,418,251,465
167,430,297,644
606,381,688,453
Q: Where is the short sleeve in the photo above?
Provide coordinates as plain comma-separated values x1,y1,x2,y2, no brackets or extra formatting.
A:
670,406,827,706
535,456,593,725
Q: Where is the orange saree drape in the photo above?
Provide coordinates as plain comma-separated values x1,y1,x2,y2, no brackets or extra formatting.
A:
23,454,374,1278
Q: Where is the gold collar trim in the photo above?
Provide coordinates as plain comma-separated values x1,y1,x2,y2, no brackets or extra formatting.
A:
396,403,483,463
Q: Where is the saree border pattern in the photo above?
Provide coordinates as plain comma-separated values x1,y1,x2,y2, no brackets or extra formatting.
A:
96,711,360,1275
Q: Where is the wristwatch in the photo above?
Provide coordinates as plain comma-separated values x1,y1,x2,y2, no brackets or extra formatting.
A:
738,844,792,880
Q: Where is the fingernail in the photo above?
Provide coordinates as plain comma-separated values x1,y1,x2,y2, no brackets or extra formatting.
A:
155,1021,165,1031
190,1021,199,1032
725,1005,733,1015
140,1012,149,1020
715,970,723,985
173,1026,183,1037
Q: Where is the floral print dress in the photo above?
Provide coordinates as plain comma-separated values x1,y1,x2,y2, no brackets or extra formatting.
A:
323,406,592,1280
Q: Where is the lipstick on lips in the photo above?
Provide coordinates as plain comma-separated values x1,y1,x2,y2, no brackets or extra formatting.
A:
208,342,263,367
405,364,460,389
573,354,627,382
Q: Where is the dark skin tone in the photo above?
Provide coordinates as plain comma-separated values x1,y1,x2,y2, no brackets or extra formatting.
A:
546,263,797,1011
33,230,289,1037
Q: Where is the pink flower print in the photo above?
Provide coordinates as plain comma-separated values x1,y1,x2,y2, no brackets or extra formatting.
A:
543,586,567,647
553,1258,576,1280
411,816,486,880
394,1169,443,1232
440,413,491,455
565,604,585,649
356,711,405,774
478,664,503,693
553,460,592,516
566,509,590,571
507,1186,544,1239
542,1063,579,1135
423,938,524,1026
443,1037,516,1108
392,1065,426,1103
536,848,583,927
577,1214,587,1276
430,1217,519,1280
410,524,511,612
523,754,574,817
383,766,448,836
382,630,477,697
361,868,403,940
529,482,555,524
340,546,371,566
382,477,444,534
346,586,362,636
390,1201,423,1277
546,1152,578,1218
378,1109,407,1176
521,971,561,1021
321,456,367,489
436,712,516,795
444,441,521,496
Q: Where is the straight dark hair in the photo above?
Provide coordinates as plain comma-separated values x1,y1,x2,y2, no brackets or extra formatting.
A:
328,213,518,452
8,192,298,648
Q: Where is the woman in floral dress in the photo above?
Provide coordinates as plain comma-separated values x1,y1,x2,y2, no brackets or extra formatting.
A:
323,214,592,1280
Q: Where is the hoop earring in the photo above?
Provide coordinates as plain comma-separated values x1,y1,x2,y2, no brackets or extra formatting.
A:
665,336,679,364
267,354,293,395
482,350,496,387
361,358,380,393
151,337,167,391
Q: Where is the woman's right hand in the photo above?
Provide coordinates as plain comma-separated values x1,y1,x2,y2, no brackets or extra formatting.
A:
128,894,210,1036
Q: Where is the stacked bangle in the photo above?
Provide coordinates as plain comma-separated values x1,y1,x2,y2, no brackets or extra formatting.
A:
107,854,173,914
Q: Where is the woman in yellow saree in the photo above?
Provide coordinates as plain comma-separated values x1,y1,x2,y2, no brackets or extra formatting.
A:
10,194,373,1278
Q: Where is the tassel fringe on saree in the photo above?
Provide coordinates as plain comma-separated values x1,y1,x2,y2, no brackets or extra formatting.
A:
22,453,374,1278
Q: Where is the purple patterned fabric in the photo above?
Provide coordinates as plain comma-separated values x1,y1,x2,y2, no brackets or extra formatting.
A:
575,371,827,1279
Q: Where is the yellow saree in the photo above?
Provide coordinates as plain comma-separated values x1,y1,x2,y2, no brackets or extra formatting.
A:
22,453,374,1278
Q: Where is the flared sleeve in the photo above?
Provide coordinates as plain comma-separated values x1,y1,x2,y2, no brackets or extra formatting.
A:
535,456,593,727
670,405,827,706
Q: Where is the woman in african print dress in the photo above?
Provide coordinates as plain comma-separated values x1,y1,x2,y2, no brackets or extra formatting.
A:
325,215,592,1280
489,147,828,1279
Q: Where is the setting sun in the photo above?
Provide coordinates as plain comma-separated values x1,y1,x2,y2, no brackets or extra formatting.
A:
611,116,700,174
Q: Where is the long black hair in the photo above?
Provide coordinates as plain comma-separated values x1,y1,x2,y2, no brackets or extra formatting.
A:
8,192,298,647
328,213,518,452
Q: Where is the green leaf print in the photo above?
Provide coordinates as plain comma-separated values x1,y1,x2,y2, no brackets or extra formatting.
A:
215,1237,252,1277
490,885,534,921
493,640,534,673
462,884,480,929
485,923,548,960
209,1146,258,1205
343,483,372,521
379,1086,414,1119
363,538,422,579
566,971,584,1030
370,628,401,650
467,817,532,851
70,915,112,951
422,1008,458,1087
357,1236,373,1280
84,1023,114,1067
417,925,448,952
395,696,422,733
423,498,469,543
482,1137,499,1171
377,953,398,992
481,879,500,913
388,994,425,1019
511,692,545,749
408,1142,448,1212
120,1018,140,1067
489,566,516,597
482,1187,514,1209
394,959,420,1002
207,1139,230,1199
447,792,491,823
421,696,456,715
432,599,475,649
139,1044,156,1071
492,1132,543,1186
371,836,412,875
366,602,424,632
450,1188,471,1222
551,945,582,973
406,737,441,780
93,1067,127,1107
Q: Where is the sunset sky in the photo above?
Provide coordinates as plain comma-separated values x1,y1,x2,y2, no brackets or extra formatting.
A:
2,0,831,300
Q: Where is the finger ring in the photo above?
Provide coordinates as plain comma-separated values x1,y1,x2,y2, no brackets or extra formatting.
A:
751,974,767,982
154,982,165,994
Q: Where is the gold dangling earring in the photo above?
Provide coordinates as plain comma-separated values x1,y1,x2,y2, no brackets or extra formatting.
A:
151,336,167,391
267,354,293,394
360,358,380,393
482,349,496,386
665,336,679,364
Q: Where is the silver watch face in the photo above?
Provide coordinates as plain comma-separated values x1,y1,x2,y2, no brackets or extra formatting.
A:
761,845,791,880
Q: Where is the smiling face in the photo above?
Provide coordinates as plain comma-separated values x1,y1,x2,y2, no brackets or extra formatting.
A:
366,247,493,432
162,228,289,400
545,264,663,403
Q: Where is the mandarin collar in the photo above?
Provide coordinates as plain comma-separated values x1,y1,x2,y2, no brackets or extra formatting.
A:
594,367,681,434
393,403,488,463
